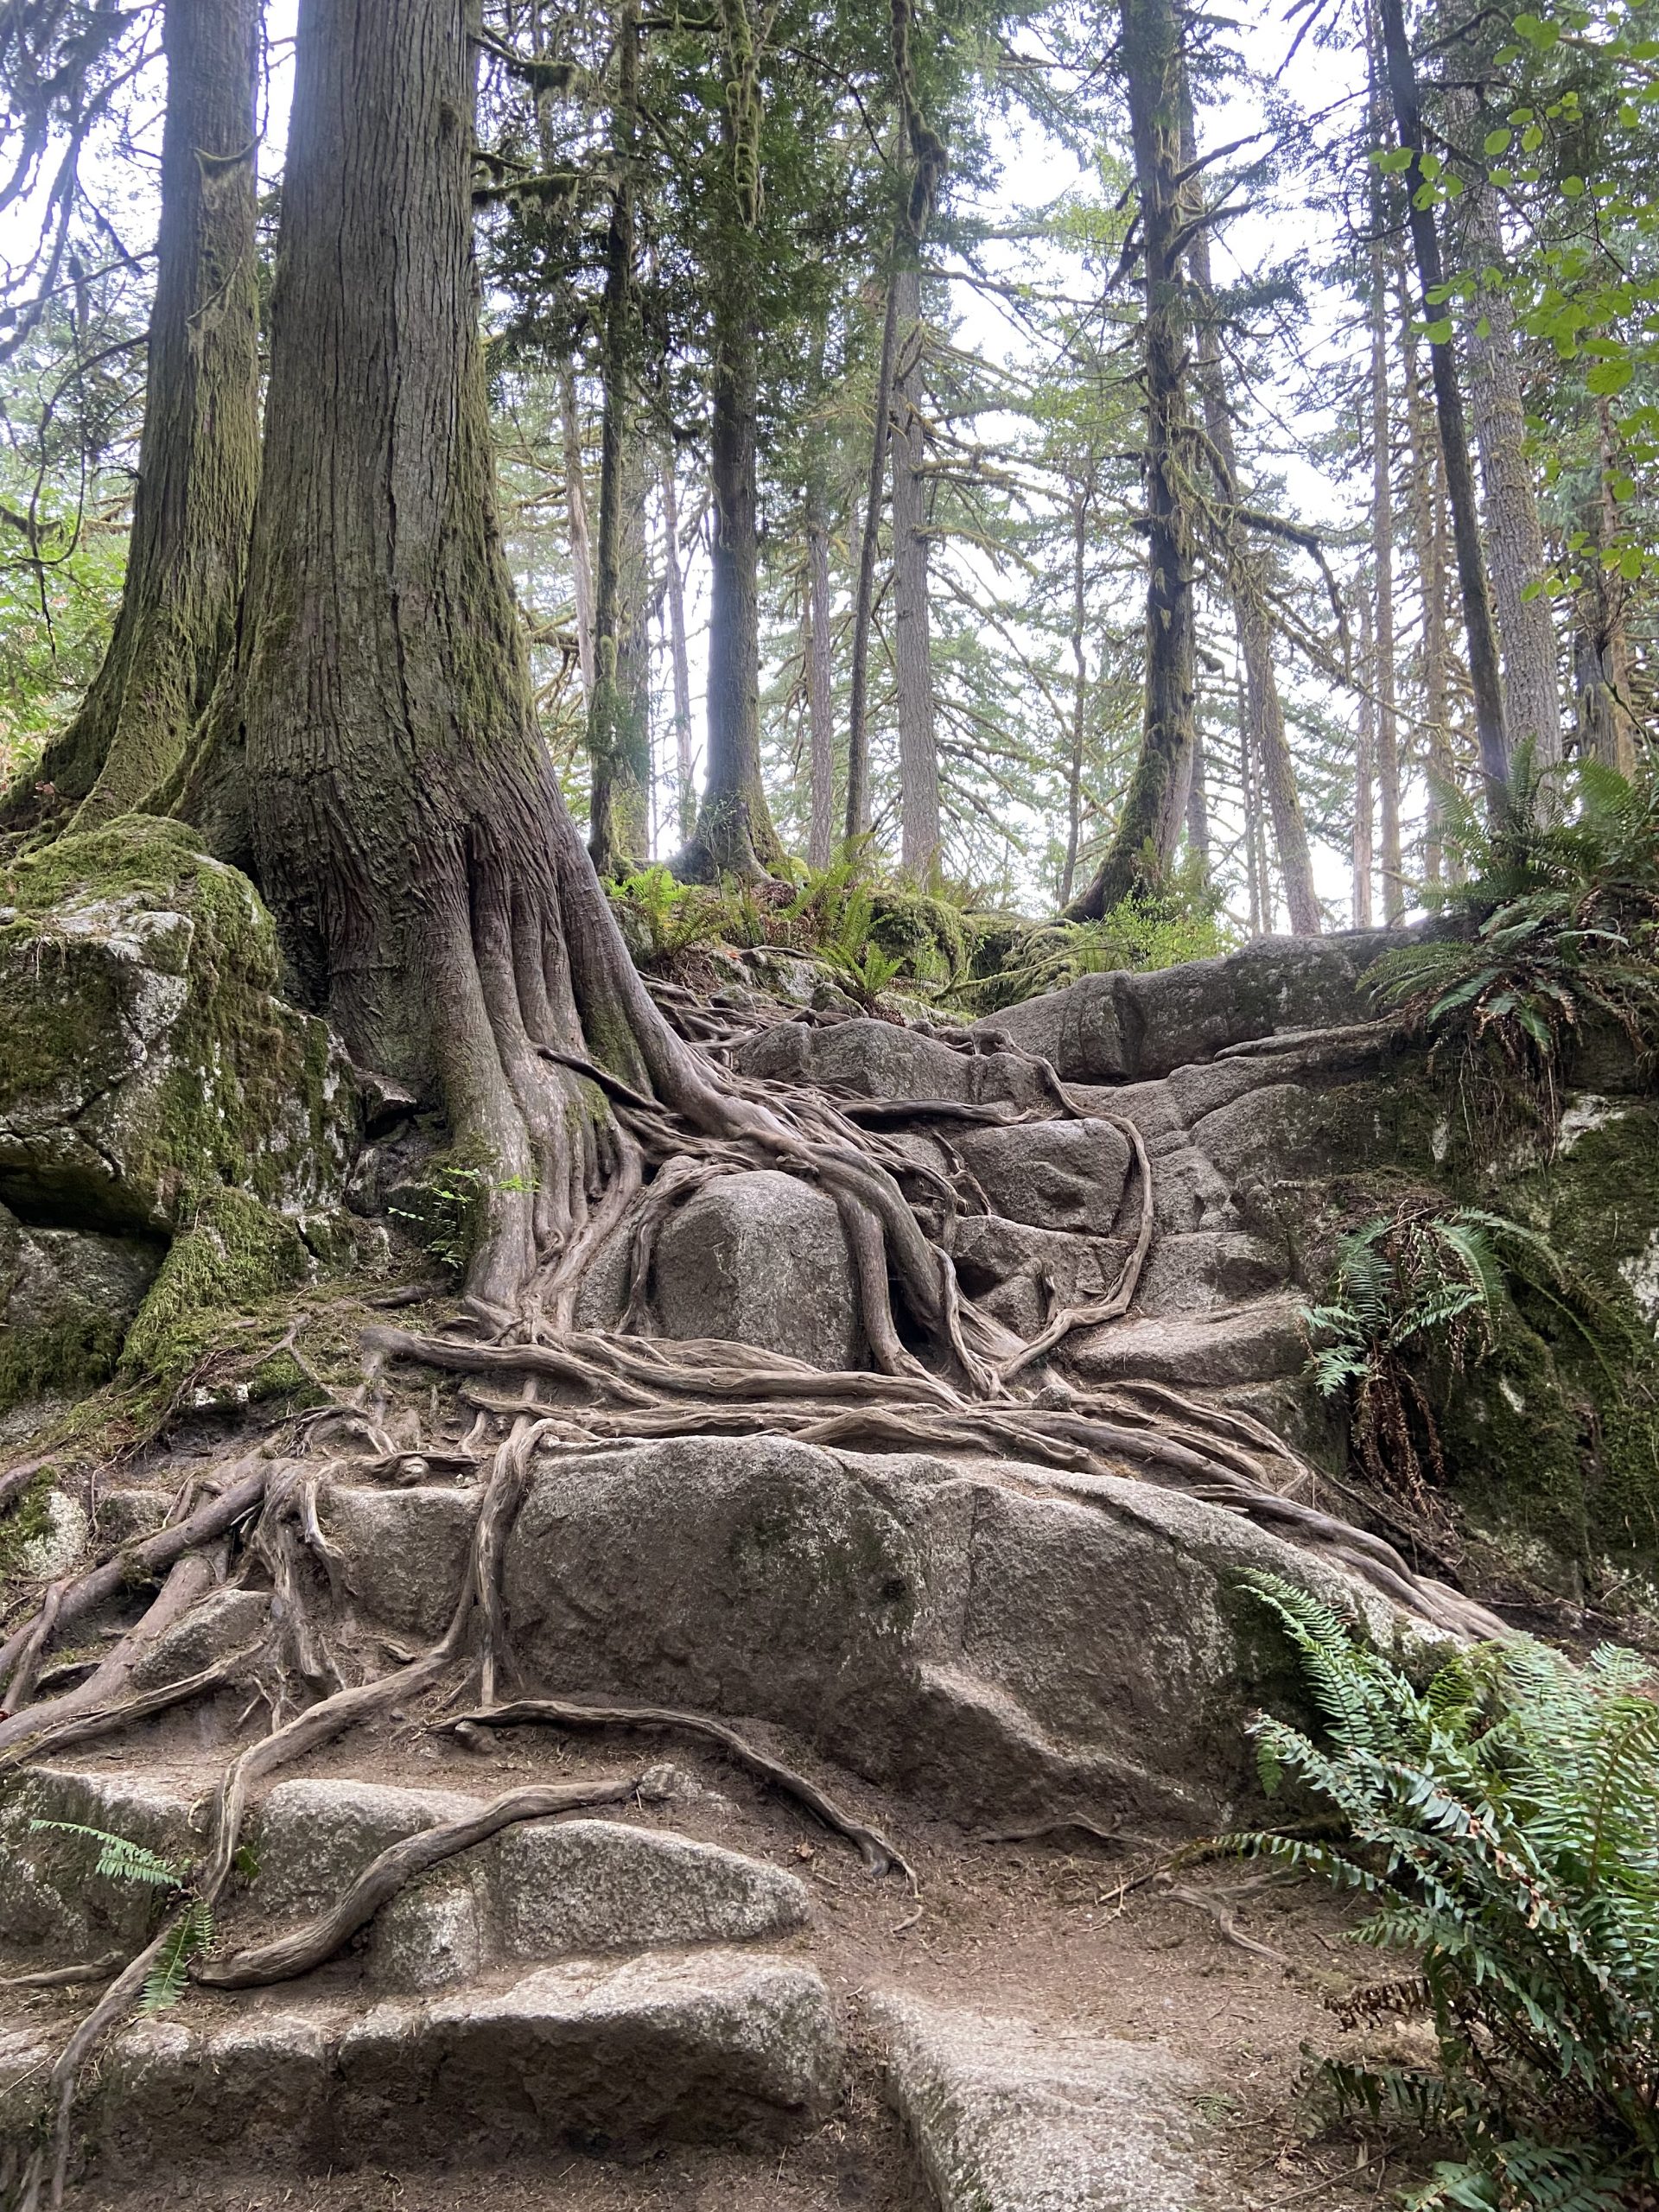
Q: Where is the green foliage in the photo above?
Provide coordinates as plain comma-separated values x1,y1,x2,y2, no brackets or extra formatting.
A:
1364,761,1659,1143
1301,1203,1568,1523
388,1155,537,1280
26,1819,211,2012
1234,1573,1659,2209
965,863,1233,1014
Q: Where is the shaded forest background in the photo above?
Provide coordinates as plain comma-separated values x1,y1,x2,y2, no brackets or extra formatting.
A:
0,0,1653,942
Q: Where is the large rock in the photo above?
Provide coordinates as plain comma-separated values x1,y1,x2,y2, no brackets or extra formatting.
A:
652,1169,866,1370
98,1950,842,2170
973,931,1408,1084
0,1204,160,1407
250,1777,810,1990
736,1016,1045,1111
871,1992,1204,2212
0,816,357,1235
302,1433,1427,1834
0,1765,195,1958
955,1120,1129,1236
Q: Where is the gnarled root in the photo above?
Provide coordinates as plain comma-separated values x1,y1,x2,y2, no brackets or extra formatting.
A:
444,1697,913,1881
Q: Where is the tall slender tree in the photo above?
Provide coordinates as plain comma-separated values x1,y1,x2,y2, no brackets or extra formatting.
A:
30,0,259,827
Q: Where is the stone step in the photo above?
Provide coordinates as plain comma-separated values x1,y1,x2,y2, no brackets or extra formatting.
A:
1,1764,811,1989
91,1948,840,2173
871,1991,1205,2212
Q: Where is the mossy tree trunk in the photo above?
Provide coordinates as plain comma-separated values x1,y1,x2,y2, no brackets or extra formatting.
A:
892,259,939,880
29,0,258,829
587,0,650,878
1065,0,1194,923
678,0,784,882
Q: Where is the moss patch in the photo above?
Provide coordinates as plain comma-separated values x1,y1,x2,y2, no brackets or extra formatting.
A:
120,1186,311,1386
0,815,357,1233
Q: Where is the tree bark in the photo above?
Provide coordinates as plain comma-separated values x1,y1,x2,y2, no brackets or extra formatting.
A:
891,260,938,880
1370,224,1403,921
31,0,259,828
561,372,597,701
1577,397,1639,774
660,455,696,842
1066,0,1194,921
1183,102,1318,935
1355,591,1376,927
1375,0,1509,808
1059,491,1089,908
680,0,783,880
1404,315,1452,888
844,258,900,845
1459,151,1561,767
588,0,648,877
805,495,836,868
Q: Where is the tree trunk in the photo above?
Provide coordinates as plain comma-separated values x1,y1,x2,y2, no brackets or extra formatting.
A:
1578,397,1639,774
681,288,782,879
1460,151,1561,767
891,260,938,879
560,372,597,700
1355,592,1376,927
805,496,836,868
588,0,648,878
660,455,696,841
680,0,782,880
1065,0,1194,921
31,0,258,828
1376,0,1509,808
1059,492,1089,908
1185,728,1210,874
1183,101,1318,935
1370,226,1403,921
844,258,900,845
1404,316,1452,888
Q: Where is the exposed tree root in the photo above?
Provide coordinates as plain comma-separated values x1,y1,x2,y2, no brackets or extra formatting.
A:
0,1958,122,1993
443,1698,914,1880
197,1772,655,1988
0,1659,251,1783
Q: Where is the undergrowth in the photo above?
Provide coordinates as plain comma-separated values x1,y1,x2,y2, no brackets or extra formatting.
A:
957,858,1233,1014
1365,757,1659,1151
27,1821,213,2011
1300,1203,1572,1529
1236,1572,1659,2210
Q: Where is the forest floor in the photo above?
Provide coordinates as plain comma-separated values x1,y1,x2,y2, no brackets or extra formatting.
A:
4,1684,1421,2212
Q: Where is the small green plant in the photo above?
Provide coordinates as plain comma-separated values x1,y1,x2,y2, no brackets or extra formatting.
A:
388,1160,537,1277
1300,1203,1567,1523
29,1820,213,2010
1233,1572,1659,2210
1365,758,1659,1146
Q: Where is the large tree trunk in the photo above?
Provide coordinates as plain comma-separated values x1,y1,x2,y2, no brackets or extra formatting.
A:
1355,593,1376,927
1183,103,1318,935
844,258,900,845
680,2,782,880
660,456,696,842
560,372,597,700
29,0,258,828
1460,159,1561,767
588,0,649,877
805,494,836,868
1578,397,1639,775
1370,219,1403,921
1059,492,1089,908
1404,317,1452,888
1375,0,1509,810
891,261,938,879
1065,0,1194,921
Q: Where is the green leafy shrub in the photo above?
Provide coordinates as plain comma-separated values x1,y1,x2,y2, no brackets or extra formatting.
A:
1300,1204,1568,1525
1365,759,1659,1145
1234,1573,1659,2210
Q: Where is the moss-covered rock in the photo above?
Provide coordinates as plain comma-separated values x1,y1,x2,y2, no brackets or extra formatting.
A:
0,1202,161,1410
0,816,359,1234
120,1185,313,1388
